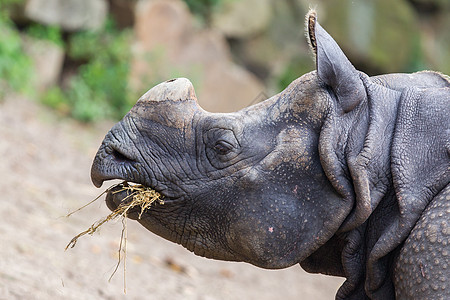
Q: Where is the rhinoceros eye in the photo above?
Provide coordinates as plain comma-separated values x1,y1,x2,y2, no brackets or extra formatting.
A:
214,140,234,155
204,128,240,168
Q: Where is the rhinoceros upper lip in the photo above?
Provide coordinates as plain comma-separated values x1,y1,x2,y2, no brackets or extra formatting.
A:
91,142,183,203
91,145,140,188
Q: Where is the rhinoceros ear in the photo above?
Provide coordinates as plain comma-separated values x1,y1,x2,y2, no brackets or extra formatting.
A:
307,11,365,113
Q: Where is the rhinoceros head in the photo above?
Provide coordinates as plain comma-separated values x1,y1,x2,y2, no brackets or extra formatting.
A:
91,12,366,269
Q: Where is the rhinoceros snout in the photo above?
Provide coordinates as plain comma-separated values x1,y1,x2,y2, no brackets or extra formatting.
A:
90,140,140,188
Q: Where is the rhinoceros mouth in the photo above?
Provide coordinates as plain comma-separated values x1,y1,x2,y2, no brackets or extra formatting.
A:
104,181,183,216
91,141,186,215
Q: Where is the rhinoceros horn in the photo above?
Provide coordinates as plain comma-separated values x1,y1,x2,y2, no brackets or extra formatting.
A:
137,78,197,103
130,78,200,128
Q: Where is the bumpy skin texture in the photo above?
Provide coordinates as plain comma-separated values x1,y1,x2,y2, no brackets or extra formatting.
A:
394,186,449,300
90,12,449,299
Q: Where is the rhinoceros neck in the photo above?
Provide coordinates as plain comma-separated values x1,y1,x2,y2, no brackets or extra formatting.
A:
320,75,403,232
321,73,450,300
301,75,403,286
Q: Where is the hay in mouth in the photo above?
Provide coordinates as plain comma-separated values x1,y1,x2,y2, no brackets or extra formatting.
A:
65,181,164,250
65,181,163,292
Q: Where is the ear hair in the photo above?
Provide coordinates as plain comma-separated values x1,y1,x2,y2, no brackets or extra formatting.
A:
305,9,317,57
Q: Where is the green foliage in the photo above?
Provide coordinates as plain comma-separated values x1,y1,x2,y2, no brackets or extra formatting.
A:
42,18,136,122
0,0,25,21
406,33,426,73
183,0,223,24
0,0,25,5
68,19,130,61
40,86,69,113
0,16,32,98
26,24,64,47
277,56,314,91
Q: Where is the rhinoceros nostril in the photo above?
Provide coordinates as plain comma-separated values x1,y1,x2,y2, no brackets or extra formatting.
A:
112,148,133,163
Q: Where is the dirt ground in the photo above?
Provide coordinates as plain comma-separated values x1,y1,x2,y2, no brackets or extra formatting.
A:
0,96,344,299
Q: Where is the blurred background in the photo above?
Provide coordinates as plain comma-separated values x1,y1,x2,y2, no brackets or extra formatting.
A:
0,0,448,299
1,0,449,117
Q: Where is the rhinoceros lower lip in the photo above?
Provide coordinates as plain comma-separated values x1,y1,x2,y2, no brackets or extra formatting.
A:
105,183,130,211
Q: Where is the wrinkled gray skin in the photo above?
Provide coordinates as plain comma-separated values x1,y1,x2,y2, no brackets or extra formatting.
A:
91,12,449,299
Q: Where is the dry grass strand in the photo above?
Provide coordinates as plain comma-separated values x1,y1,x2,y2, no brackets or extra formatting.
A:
65,182,163,250
65,182,163,292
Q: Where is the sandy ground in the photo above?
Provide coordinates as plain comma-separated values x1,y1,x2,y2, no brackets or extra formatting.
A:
0,96,344,299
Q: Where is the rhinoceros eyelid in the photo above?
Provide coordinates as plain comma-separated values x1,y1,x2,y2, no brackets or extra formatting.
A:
214,140,235,155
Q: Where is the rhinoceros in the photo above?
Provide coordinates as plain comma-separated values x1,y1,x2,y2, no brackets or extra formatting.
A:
90,12,449,299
